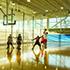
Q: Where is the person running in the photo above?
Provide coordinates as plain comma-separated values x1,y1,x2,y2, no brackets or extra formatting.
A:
16,34,22,49
7,34,14,49
32,36,41,50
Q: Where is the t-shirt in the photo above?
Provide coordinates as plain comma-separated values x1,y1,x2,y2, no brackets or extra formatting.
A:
35,36,40,42
41,37,47,44
17,36,22,41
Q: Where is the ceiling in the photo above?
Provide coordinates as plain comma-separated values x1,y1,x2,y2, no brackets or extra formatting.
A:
0,0,70,18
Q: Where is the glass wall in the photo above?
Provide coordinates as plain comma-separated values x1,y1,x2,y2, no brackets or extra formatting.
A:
49,17,70,28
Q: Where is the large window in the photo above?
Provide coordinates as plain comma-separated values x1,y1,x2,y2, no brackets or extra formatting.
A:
49,16,70,28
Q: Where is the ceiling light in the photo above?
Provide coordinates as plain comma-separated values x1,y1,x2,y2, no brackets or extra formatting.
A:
60,7,64,10
27,0,31,2
33,11,36,14
45,10,48,12
11,2,15,6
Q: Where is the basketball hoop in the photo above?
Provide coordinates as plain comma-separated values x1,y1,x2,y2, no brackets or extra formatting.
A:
3,14,16,25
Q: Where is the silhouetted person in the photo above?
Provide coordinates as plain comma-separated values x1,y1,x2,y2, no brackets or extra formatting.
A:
16,34,22,49
32,36,41,50
7,34,14,49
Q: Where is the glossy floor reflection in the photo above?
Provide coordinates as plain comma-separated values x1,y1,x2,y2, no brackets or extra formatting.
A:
0,44,70,70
